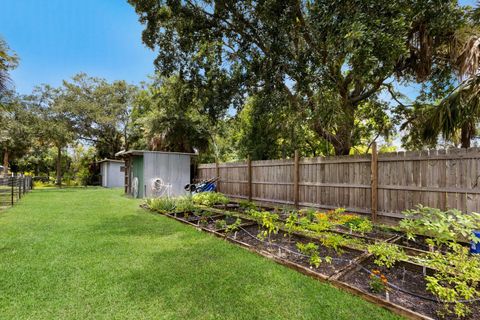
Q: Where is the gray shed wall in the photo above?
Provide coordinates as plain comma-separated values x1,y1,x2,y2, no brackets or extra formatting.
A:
143,152,191,197
100,161,124,188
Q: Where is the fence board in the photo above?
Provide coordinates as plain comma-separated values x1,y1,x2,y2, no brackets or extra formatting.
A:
196,148,480,219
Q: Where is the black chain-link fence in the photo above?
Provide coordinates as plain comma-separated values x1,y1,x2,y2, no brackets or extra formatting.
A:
0,176,33,210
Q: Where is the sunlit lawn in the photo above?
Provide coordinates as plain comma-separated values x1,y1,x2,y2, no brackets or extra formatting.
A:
0,188,403,319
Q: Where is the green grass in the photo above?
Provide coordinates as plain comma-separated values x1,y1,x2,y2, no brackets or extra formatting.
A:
0,188,403,320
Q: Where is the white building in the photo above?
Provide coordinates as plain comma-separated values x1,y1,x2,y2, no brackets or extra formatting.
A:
98,159,125,188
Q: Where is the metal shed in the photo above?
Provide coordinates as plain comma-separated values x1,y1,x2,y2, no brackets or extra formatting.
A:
98,159,125,188
115,150,195,198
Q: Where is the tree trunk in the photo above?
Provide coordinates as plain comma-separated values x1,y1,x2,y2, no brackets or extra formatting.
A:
314,103,355,156
56,145,62,187
460,122,474,148
3,147,8,177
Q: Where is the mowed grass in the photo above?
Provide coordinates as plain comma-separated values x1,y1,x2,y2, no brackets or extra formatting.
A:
0,188,403,320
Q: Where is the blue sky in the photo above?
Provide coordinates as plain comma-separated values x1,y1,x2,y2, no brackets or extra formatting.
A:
1,0,156,94
0,0,477,95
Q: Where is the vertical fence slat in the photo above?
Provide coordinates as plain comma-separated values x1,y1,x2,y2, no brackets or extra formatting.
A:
370,143,378,222
294,150,299,208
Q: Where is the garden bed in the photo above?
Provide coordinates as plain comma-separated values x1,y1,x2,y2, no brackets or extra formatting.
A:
226,224,363,277
146,194,480,320
340,257,480,320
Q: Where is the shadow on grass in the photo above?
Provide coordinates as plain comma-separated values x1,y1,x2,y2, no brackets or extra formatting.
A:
91,213,190,238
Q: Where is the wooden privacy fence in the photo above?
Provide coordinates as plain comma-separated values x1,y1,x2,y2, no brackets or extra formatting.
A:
197,145,480,220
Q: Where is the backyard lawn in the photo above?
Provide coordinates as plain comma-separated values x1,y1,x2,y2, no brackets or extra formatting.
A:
0,188,402,319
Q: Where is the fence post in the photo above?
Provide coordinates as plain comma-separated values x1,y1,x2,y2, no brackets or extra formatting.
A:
294,150,300,208
18,177,21,199
10,177,14,206
215,160,220,193
247,155,252,201
371,142,378,222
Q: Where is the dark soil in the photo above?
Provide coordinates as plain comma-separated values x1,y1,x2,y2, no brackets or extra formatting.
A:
340,257,480,320
229,224,362,277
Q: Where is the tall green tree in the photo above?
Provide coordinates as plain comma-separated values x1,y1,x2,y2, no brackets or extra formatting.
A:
0,37,17,97
0,92,34,175
27,85,75,186
62,73,138,159
136,75,211,153
402,20,480,149
129,0,467,155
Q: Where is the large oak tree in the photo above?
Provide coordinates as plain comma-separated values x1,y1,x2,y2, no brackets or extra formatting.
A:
129,0,468,155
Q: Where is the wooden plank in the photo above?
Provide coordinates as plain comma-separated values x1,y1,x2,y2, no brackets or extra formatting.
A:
371,143,378,222
294,150,300,208
247,156,252,201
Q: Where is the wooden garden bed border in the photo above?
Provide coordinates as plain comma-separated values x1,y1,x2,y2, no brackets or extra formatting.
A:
147,206,433,320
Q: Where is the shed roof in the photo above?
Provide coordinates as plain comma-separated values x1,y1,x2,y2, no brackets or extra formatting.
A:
115,150,197,157
96,159,125,164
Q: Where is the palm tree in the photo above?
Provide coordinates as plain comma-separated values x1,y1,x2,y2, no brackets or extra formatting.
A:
412,26,480,148
0,37,18,96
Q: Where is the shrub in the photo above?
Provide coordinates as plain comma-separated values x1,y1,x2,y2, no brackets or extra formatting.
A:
367,243,406,268
192,192,230,207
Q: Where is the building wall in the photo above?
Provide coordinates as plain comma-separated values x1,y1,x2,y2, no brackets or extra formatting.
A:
107,162,124,188
143,152,191,198
101,161,125,188
132,156,144,198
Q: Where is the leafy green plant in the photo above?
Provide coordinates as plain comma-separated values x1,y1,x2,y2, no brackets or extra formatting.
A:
367,243,407,268
296,242,322,268
400,205,480,247
192,192,230,207
327,207,346,221
369,269,388,294
175,196,195,212
256,211,279,242
238,199,257,211
344,217,373,234
425,243,480,318
299,208,317,222
284,211,298,237
146,197,177,213
215,219,227,230
225,218,242,234
319,233,347,253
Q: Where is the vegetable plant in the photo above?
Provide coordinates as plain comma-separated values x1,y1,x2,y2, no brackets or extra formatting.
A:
192,192,230,207
344,217,373,234
225,218,242,235
319,233,347,253
238,200,257,211
367,243,407,268
215,219,227,230
250,211,279,242
296,242,323,267
175,196,195,212
146,197,177,213
400,205,480,247
369,269,388,294
425,243,480,318
284,211,298,238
